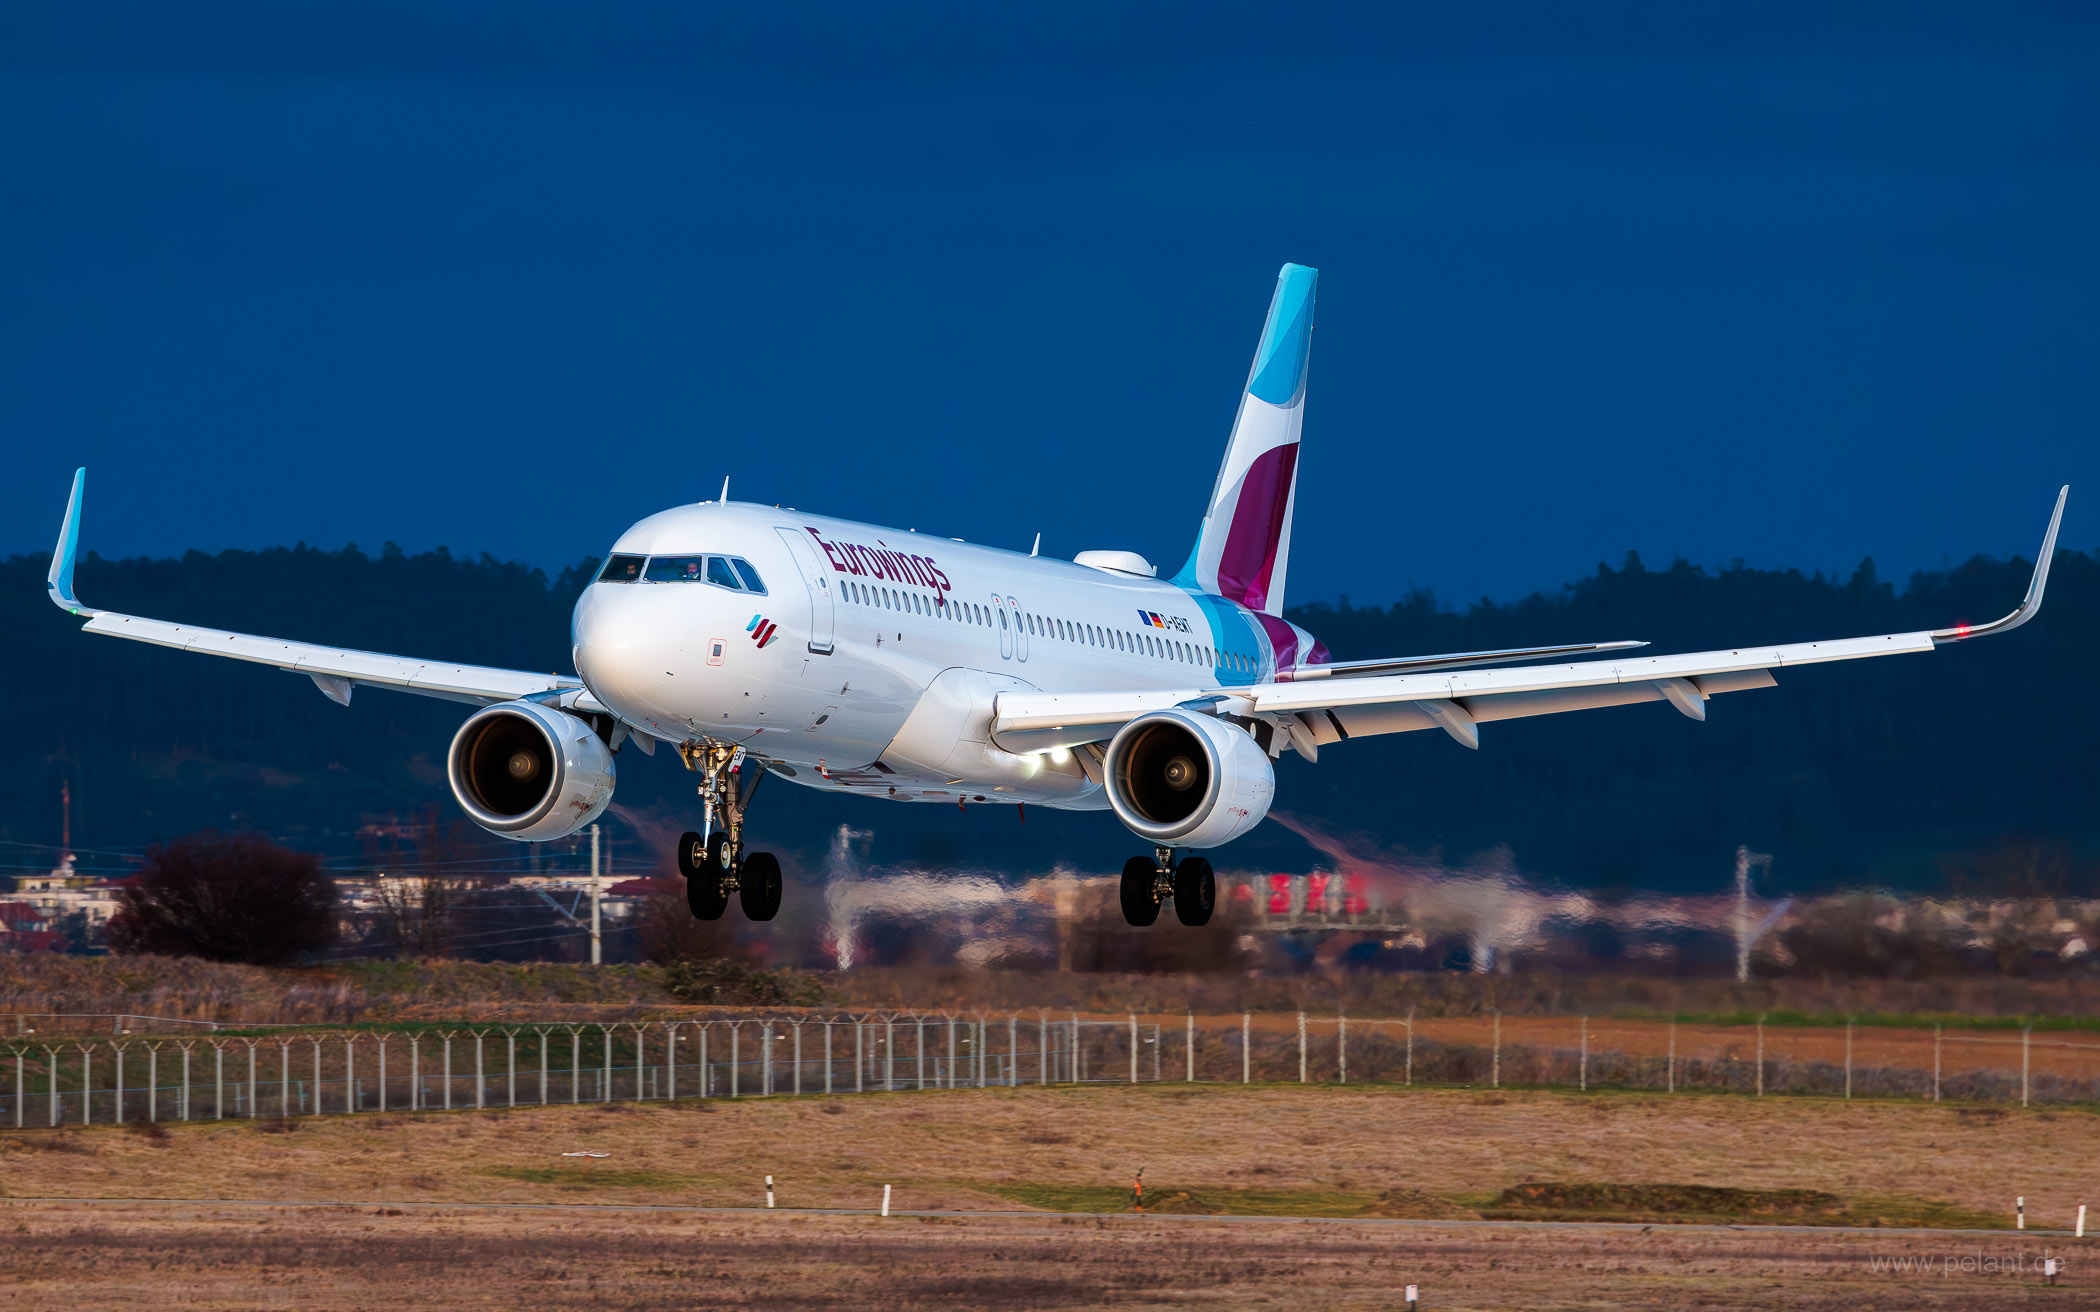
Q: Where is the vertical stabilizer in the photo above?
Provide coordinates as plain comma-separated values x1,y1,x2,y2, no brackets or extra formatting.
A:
1175,263,1316,616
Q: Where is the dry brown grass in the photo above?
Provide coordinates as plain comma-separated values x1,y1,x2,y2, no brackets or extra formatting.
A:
2,1083,2095,1227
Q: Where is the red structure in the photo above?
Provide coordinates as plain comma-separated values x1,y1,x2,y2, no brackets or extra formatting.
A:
0,901,59,953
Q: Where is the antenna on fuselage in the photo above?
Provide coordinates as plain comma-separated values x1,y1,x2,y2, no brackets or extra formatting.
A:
1029,532,1040,557
718,476,730,504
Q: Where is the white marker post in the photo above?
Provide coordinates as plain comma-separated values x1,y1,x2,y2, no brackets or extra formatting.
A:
766,1174,775,1209
2077,1204,2087,1238
2018,1196,2026,1230
1404,1284,1419,1310
881,1184,892,1217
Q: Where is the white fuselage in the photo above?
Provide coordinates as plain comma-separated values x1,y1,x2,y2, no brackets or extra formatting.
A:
570,502,1310,809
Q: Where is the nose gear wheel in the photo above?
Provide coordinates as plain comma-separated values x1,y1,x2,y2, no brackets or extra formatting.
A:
673,740,778,923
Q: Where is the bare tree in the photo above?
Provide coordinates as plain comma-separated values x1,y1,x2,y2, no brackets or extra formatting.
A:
108,830,337,964
357,809,490,957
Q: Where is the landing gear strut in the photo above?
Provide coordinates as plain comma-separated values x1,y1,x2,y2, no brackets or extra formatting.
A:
674,742,781,922
1120,846,1214,928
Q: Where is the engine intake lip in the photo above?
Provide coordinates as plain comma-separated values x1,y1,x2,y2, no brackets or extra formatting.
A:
1107,713,1223,842
449,706,566,833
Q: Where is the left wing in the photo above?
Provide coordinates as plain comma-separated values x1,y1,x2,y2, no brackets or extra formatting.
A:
47,468,611,713
993,487,2068,760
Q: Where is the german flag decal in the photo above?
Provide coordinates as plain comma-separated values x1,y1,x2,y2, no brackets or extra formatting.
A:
746,614,777,647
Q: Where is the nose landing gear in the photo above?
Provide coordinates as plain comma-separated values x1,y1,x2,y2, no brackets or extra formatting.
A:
674,742,782,922
1119,846,1215,927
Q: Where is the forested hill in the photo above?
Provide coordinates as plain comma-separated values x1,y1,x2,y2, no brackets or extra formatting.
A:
4,542,2095,894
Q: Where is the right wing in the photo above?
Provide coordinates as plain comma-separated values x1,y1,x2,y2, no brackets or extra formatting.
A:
47,469,611,714
993,486,2068,759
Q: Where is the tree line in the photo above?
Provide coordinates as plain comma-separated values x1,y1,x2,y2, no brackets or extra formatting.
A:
4,539,2094,893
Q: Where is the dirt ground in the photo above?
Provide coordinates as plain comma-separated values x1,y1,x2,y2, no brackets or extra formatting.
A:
3,1084,2097,1309
1,1200,2091,1310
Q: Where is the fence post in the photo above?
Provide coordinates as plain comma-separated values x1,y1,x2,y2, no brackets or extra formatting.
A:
507,1030,518,1108
46,1045,60,1126
1491,1012,1501,1089
1667,1021,1676,1094
247,1041,257,1119
699,1024,710,1098
1297,1012,1307,1084
855,1022,864,1095
1242,1013,1251,1085
474,1032,486,1110
731,1024,741,1098
1406,1007,1415,1086
363,1036,374,1114
442,1033,454,1111
412,1035,424,1111
1038,1013,1047,1085
2022,1026,2031,1108
763,1022,775,1096
278,1040,291,1117
917,1017,928,1090
1071,1013,1081,1084
570,1027,582,1104
1844,1020,1853,1101
794,1022,804,1096
1579,1017,1587,1092
14,1046,24,1128
81,1044,93,1124
1933,1023,1942,1103
601,1025,613,1103
311,1039,322,1115
214,1040,225,1120
1755,1018,1764,1097
885,1018,894,1091
1186,1013,1195,1083
1338,1012,1347,1084
632,1023,645,1102
823,1022,832,1096
179,1043,192,1121
666,1023,678,1101
1129,1014,1139,1084
114,1041,126,1123
1009,1015,1018,1087
147,1043,159,1122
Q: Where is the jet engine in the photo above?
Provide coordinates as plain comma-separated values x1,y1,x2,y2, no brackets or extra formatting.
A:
1102,708,1273,848
447,701,615,841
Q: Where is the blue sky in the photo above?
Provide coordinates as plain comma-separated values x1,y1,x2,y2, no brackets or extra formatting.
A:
4,3,2095,611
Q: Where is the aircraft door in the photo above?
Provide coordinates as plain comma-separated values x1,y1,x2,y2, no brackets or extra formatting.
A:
773,528,836,655
992,593,1012,660
1007,596,1029,662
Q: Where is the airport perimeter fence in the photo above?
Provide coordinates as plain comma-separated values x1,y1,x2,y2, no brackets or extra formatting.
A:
3,1010,2097,1129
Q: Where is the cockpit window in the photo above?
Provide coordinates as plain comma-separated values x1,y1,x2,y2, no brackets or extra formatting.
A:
644,555,709,583
598,554,646,583
634,553,767,593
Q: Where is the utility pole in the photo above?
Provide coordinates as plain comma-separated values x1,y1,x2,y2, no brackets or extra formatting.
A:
589,823,602,966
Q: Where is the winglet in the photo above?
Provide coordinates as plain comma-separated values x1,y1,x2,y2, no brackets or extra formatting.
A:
47,467,97,617
1933,485,2068,643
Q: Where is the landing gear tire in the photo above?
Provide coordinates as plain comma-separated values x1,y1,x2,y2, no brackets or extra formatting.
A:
1173,856,1216,926
705,831,734,876
739,851,782,921
1120,856,1161,927
676,831,705,880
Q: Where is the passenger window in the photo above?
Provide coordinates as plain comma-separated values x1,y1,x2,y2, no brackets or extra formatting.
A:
731,558,766,593
598,554,646,583
706,557,742,589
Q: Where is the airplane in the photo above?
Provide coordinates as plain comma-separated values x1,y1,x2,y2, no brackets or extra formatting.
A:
46,264,2069,929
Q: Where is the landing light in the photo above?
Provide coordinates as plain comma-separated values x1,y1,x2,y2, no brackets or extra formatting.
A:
1048,747,1071,765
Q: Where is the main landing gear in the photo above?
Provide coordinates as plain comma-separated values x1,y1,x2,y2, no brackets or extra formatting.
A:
675,742,782,922
1120,845,1214,928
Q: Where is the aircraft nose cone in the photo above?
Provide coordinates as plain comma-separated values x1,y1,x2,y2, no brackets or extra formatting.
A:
573,587,682,726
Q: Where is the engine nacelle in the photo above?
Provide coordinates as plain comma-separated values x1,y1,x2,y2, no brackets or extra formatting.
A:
447,701,616,842
1103,708,1274,848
